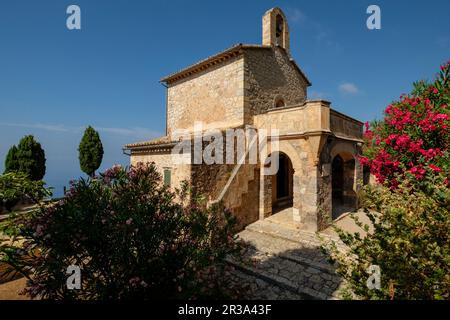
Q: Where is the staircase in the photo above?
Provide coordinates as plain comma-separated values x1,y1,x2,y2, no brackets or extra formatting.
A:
226,216,346,300
211,164,258,209
223,165,257,209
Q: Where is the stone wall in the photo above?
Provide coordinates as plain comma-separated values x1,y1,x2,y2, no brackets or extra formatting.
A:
166,56,245,136
190,162,260,230
244,47,308,123
232,166,260,229
130,153,191,191
330,110,363,140
286,139,320,232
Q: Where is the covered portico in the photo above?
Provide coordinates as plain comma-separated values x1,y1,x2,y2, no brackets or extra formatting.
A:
255,100,364,232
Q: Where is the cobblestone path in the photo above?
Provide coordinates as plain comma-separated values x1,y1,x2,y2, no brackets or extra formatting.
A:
227,219,347,300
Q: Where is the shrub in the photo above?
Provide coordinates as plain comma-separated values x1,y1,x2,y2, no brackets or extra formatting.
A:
15,135,46,181
0,163,243,299
324,174,449,300
0,172,51,212
360,61,449,189
78,126,104,177
323,62,450,300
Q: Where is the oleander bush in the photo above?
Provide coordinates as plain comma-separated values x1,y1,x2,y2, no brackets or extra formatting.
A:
325,174,449,299
0,163,244,299
324,62,450,300
360,61,449,189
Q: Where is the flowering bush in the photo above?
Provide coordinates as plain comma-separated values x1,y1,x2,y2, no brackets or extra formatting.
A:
361,61,449,188
0,163,244,299
324,174,449,299
323,62,450,300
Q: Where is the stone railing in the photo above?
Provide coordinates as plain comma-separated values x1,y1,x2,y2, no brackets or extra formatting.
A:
330,109,363,141
253,100,331,136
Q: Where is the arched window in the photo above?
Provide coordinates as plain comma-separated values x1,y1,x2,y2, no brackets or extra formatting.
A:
275,98,285,108
275,14,284,45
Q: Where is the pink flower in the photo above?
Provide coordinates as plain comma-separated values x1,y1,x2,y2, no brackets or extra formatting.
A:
429,164,442,172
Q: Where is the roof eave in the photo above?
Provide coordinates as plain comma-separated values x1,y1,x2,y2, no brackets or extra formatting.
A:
160,44,273,85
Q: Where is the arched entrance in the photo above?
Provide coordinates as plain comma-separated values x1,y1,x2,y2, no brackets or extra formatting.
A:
331,153,357,220
272,152,294,212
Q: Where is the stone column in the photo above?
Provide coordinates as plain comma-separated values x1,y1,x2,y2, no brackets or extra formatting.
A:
259,168,272,220
295,148,320,233
292,174,302,223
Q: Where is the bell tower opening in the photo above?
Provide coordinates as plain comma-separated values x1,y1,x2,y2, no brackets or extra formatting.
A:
275,14,284,46
262,7,290,54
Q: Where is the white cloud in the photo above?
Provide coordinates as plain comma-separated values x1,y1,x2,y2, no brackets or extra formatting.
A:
288,9,306,25
339,83,359,95
0,122,161,139
0,122,70,132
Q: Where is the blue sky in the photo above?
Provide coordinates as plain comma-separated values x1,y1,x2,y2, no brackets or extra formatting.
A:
0,0,449,197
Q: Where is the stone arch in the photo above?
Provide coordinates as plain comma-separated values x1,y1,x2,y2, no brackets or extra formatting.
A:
259,139,307,225
273,95,286,108
269,151,294,211
277,140,303,172
330,141,357,161
330,142,358,220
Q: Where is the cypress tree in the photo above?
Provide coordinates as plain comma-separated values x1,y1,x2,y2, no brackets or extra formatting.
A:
16,135,46,181
78,126,104,177
4,145,19,173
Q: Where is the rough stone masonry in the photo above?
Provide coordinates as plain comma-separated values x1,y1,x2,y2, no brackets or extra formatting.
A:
124,7,364,232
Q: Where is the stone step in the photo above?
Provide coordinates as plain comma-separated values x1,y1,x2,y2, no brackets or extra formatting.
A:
246,219,346,250
224,166,257,209
238,229,338,275
226,252,341,300
227,227,344,300
227,267,309,300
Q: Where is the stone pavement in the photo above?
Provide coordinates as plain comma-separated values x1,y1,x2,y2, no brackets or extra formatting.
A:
227,209,352,300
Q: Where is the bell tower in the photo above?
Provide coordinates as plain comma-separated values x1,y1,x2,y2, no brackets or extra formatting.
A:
262,7,290,54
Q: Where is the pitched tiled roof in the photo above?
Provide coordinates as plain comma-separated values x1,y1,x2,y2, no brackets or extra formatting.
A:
124,136,175,149
160,43,311,86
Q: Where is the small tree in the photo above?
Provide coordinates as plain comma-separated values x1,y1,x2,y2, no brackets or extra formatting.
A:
4,145,19,173
78,126,104,177
15,135,46,181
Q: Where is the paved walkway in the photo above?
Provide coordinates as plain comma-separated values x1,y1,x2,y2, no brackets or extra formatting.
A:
227,208,368,300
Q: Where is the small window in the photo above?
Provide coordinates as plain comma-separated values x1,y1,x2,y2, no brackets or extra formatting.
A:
275,98,285,108
163,168,171,187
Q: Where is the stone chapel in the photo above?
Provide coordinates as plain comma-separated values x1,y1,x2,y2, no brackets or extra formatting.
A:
124,8,364,232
